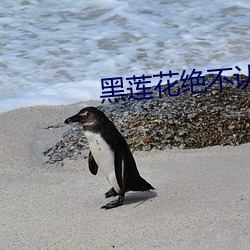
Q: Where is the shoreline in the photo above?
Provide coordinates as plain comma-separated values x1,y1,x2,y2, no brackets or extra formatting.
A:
0,102,249,249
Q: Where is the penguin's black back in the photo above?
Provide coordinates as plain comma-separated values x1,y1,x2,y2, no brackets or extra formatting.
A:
99,116,154,192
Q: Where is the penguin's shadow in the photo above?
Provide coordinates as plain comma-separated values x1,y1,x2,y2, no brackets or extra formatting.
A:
123,191,157,208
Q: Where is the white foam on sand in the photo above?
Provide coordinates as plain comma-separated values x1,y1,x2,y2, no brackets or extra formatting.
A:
0,0,249,112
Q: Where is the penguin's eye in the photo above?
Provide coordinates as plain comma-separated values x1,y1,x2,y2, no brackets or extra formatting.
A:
79,112,88,119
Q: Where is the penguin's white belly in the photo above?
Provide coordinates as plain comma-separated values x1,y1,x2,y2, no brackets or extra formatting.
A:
85,131,120,193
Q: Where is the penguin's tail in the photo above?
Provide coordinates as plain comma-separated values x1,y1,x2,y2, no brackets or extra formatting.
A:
132,176,154,192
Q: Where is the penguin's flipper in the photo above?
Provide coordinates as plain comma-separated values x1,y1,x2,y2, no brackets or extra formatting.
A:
105,187,118,198
88,151,98,175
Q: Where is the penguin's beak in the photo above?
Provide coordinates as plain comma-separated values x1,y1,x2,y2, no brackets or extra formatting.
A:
64,114,81,124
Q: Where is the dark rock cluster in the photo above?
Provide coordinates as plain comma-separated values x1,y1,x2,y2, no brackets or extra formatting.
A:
43,74,250,164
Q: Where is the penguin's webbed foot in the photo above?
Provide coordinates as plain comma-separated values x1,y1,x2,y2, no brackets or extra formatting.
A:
105,187,118,198
101,196,124,209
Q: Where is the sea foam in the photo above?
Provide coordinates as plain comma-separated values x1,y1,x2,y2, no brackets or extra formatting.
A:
0,0,249,112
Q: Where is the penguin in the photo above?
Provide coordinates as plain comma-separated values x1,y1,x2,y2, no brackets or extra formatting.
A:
65,107,154,209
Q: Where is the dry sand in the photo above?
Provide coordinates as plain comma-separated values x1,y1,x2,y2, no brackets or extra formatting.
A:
0,102,249,250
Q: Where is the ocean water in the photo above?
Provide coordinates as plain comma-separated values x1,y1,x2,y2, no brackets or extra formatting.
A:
0,0,249,112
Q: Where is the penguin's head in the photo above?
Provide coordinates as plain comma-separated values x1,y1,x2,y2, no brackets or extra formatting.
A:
65,107,109,129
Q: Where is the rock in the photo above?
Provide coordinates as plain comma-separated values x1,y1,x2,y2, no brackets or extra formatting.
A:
43,74,250,164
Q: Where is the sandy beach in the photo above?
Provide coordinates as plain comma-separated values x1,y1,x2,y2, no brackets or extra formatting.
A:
0,102,249,249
